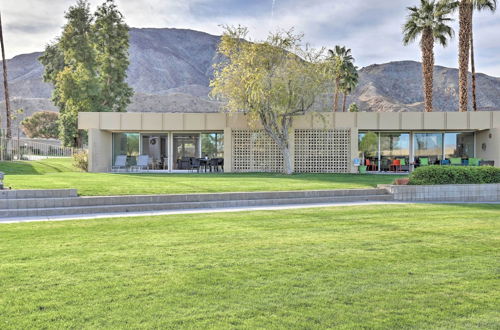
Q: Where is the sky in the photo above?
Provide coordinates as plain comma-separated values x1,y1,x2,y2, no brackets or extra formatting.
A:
1,0,499,77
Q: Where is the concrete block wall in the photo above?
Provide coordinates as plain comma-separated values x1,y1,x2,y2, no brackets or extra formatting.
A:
383,184,500,202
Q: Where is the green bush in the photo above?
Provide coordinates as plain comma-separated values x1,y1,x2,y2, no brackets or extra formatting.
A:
409,165,500,185
72,150,88,172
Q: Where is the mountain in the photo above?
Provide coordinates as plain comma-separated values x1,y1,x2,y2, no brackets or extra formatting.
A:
1,27,500,118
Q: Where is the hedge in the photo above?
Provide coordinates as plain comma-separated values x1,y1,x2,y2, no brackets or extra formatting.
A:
408,165,500,185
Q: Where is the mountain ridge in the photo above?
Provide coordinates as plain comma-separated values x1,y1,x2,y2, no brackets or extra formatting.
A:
1,27,499,118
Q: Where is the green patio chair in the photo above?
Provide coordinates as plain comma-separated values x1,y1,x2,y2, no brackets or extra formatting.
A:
468,158,481,166
419,158,429,166
399,159,406,166
450,157,462,166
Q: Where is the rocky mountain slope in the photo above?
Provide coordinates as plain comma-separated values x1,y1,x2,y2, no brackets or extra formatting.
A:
1,27,499,117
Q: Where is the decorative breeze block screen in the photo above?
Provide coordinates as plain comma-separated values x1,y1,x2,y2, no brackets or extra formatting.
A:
294,129,351,173
232,130,284,172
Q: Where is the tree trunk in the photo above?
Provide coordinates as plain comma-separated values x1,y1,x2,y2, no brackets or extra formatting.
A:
420,28,434,112
281,145,293,175
0,12,12,138
333,78,340,112
470,15,478,112
458,1,472,112
342,93,347,112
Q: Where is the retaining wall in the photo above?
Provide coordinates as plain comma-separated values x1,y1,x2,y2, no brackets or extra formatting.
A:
380,184,500,202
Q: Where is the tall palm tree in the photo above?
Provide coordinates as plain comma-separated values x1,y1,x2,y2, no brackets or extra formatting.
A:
403,0,456,112
340,63,359,112
469,0,497,111
458,0,473,112
327,46,355,112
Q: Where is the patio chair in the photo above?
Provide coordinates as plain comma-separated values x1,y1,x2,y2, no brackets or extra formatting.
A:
190,158,201,173
419,158,429,167
441,159,451,165
218,158,224,172
468,158,480,166
389,159,402,172
131,155,150,172
177,157,192,170
450,157,462,166
111,155,127,172
365,159,377,171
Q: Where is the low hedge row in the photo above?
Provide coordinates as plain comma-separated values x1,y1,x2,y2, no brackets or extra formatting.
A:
408,165,500,185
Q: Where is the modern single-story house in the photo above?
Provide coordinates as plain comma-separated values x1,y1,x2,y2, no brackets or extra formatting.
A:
79,111,500,173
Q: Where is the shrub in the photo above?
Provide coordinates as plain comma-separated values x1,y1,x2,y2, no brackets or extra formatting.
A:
72,150,88,172
408,165,500,185
21,111,59,139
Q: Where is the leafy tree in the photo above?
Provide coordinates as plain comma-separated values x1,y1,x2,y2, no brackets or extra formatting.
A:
325,46,356,112
21,111,59,139
348,103,359,112
39,0,133,147
93,0,133,112
210,26,330,174
403,0,456,112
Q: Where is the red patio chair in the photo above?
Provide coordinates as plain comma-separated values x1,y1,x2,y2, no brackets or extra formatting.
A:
389,159,402,172
366,159,377,171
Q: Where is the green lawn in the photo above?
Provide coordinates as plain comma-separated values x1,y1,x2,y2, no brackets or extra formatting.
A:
0,158,405,196
0,204,498,328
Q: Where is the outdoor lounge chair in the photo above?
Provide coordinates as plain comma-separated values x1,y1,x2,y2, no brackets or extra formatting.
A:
131,155,150,172
468,158,481,166
111,155,127,172
419,158,429,166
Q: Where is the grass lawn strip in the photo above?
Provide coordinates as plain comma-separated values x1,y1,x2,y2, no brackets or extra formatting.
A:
0,204,498,328
0,158,405,196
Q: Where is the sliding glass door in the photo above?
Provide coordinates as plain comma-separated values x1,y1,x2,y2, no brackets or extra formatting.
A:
173,133,200,169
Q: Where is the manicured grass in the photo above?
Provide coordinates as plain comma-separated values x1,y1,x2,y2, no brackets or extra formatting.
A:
0,204,499,328
0,158,405,196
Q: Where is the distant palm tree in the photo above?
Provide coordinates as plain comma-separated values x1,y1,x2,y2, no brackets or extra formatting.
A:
340,63,359,112
403,0,456,112
327,46,355,112
469,0,497,111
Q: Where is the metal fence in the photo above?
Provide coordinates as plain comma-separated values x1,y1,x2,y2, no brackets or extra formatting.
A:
0,135,80,161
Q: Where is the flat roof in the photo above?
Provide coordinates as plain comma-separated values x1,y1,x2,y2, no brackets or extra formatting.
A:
78,111,500,131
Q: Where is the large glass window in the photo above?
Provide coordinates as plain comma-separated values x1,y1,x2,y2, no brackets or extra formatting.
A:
112,133,139,166
444,132,474,159
380,132,410,171
358,132,378,169
141,134,168,169
413,133,443,165
201,132,224,158
173,133,200,169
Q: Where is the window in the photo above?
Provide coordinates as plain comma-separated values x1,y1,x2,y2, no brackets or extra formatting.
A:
112,133,140,166
201,132,224,158
444,132,474,159
379,132,410,171
413,133,443,164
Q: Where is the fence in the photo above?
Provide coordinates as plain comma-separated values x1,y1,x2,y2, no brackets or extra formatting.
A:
0,136,80,161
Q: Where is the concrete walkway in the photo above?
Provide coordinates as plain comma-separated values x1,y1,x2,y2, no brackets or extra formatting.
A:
1,200,498,224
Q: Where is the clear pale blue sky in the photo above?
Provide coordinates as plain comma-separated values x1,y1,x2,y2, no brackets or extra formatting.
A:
2,0,500,76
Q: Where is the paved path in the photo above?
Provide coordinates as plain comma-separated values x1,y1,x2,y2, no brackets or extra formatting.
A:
1,201,499,224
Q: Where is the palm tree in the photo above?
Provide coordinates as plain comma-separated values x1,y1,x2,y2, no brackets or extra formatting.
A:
458,0,473,112
340,63,359,112
403,0,456,112
327,46,355,112
469,0,497,111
